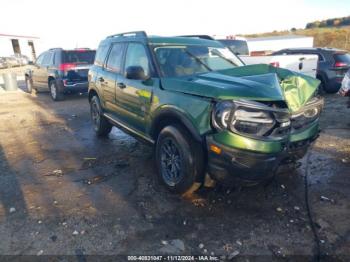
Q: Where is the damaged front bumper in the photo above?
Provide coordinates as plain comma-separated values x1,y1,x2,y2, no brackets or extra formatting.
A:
206,121,320,185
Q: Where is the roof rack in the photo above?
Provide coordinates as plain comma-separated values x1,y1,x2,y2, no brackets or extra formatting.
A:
107,31,147,39
178,35,215,40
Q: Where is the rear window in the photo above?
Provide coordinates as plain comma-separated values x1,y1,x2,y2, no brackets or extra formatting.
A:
94,44,109,66
63,50,95,64
334,53,350,63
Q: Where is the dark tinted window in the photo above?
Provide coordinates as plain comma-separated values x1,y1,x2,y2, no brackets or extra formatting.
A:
63,50,95,64
334,53,350,63
106,43,124,73
218,40,249,55
94,44,109,66
125,43,150,75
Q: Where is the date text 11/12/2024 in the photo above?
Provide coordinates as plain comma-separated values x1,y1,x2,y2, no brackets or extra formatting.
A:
127,255,220,261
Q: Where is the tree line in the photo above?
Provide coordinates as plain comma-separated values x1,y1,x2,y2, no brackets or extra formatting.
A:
306,16,350,29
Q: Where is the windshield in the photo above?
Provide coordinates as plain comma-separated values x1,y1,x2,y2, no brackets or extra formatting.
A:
154,45,243,77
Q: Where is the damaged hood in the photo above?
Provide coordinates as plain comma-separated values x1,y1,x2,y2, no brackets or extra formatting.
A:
160,64,320,112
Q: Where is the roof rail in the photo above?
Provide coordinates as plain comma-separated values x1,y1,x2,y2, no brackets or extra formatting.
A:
107,31,147,39
48,47,63,51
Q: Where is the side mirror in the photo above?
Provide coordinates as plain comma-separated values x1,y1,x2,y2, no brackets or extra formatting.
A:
125,66,148,80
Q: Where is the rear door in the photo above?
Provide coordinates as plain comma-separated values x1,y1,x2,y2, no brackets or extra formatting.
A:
100,42,125,113
117,42,154,132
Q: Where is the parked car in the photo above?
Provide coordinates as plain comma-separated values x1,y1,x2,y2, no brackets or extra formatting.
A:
12,54,30,66
0,57,7,69
273,48,350,93
4,56,20,67
25,48,96,101
89,31,323,194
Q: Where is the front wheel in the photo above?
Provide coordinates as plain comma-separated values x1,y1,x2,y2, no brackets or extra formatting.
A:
155,125,204,194
90,96,112,137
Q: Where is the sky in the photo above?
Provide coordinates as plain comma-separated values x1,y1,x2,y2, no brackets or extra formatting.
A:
1,0,349,52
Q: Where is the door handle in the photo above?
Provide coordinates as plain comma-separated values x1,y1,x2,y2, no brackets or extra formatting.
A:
98,77,104,82
117,82,126,89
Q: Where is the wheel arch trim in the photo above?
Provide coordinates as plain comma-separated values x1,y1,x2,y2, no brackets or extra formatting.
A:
150,106,203,142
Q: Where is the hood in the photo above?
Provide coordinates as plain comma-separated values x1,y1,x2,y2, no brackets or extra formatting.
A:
160,64,320,112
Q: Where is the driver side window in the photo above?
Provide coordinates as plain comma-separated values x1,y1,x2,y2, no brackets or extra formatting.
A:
35,53,45,66
124,43,150,76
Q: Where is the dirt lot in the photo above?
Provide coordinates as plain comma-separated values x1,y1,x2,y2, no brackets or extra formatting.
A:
0,82,349,261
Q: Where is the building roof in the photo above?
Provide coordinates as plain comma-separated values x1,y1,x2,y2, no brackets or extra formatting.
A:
0,33,39,40
247,35,312,42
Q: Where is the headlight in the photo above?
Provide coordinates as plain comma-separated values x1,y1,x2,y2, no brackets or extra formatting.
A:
231,108,275,136
291,97,324,130
212,101,233,129
212,100,290,138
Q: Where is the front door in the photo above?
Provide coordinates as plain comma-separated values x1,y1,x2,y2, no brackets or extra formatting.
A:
31,52,46,88
32,52,52,89
117,42,153,132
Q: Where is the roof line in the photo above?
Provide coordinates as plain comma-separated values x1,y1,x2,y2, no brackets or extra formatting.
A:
0,33,40,39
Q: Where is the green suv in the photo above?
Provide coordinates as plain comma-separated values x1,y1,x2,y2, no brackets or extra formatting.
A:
88,31,323,194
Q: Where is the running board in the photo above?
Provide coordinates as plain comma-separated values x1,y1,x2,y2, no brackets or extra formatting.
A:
103,113,155,145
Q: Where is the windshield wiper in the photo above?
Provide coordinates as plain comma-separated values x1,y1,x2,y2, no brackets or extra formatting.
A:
183,49,213,72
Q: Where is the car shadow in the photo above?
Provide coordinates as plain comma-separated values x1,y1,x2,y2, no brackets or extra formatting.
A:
0,144,28,221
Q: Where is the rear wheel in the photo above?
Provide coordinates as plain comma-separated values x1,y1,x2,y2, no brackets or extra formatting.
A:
318,77,339,94
49,80,64,101
90,96,112,137
155,125,204,194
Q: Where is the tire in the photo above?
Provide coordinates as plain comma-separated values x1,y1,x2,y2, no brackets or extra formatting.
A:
155,124,204,194
25,77,33,93
323,83,340,94
318,77,339,94
90,96,112,137
49,80,64,101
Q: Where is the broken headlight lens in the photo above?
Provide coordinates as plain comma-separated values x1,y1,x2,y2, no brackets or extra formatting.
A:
212,100,290,138
231,108,275,136
291,97,324,130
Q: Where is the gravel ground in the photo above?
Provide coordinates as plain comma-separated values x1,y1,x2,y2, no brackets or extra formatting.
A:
0,82,349,261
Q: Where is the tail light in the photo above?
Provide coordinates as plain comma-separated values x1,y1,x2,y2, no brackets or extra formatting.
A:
334,62,348,68
270,61,280,68
59,63,76,71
